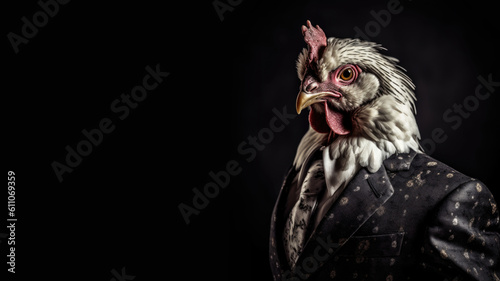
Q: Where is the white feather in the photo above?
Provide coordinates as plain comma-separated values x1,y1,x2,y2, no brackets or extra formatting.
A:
291,36,423,229
292,36,422,202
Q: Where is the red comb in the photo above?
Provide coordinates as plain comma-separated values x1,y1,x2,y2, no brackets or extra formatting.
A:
301,20,327,66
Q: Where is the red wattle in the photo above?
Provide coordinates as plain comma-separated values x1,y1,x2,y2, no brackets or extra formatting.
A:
308,101,351,135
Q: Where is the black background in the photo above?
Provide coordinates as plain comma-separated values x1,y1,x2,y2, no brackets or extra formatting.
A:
4,0,499,280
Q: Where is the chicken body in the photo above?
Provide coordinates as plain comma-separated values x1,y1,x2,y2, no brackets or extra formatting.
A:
269,21,500,281
292,22,420,227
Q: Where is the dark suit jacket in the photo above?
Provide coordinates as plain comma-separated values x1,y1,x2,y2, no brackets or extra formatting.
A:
269,150,500,281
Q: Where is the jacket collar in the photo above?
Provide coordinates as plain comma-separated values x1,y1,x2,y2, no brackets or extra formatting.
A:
383,149,418,172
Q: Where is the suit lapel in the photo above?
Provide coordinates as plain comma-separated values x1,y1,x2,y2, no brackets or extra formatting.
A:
291,164,394,279
269,167,297,280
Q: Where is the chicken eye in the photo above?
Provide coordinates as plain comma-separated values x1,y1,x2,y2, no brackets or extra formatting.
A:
339,67,353,81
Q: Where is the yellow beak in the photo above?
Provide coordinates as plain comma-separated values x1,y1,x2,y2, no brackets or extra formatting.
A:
295,91,329,114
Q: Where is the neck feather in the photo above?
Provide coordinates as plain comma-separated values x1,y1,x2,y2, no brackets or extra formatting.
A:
293,95,421,173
